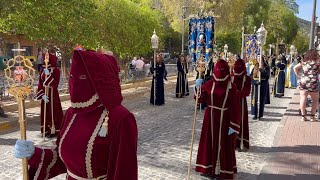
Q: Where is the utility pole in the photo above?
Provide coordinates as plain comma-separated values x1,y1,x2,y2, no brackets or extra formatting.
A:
182,0,188,55
309,0,317,50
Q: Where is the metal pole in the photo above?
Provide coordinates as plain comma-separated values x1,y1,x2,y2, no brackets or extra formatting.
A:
18,99,28,180
241,27,245,59
153,50,156,105
309,0,317,50
181,15,185,54
258,45,262,118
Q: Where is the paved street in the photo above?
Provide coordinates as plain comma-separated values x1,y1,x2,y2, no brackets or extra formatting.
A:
0,80,296,180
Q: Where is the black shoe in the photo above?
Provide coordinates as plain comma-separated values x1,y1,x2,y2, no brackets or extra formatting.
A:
252,116,258,120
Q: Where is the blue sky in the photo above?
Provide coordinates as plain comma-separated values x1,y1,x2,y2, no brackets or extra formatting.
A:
296,0,319,21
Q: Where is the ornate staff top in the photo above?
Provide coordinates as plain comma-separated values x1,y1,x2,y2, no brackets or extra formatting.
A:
4,42,36,100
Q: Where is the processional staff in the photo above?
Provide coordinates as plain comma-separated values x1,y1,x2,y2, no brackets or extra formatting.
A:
42,51,51,141
187,57,206,180
4,42,36,180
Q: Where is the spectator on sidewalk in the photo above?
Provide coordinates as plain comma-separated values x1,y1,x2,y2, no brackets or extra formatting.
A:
36,48,43,73
131,57,137,67
135,57,145,71
294,49,320,122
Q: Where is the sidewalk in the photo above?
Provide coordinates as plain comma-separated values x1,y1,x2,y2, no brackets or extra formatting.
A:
0,74,195,133
258,90,320,180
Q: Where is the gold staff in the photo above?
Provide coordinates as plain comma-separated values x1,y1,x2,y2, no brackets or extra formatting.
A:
4,43,36,180
187,57,206,180
42,52,49,141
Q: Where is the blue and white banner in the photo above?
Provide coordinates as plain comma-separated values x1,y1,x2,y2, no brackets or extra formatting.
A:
205,16,214,63
188,18,197,63
245,35,260,60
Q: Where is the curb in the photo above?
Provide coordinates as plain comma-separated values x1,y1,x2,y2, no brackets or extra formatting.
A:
0,75,195,133
2,75,193,112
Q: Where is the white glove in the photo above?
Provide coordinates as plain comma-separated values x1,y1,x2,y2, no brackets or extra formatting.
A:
44,69,50,75
14,140,35,159
42,95,49,103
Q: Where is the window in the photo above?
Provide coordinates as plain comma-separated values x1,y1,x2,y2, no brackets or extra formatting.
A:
21,46,33,56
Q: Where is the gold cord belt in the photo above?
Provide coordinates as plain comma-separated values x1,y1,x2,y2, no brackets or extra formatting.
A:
208,105,229,111
67,170,107,180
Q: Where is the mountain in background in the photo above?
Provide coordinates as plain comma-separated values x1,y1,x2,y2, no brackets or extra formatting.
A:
297,17,312,34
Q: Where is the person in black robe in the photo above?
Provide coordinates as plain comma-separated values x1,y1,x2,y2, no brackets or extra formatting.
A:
251,57,270,119
176,54,189,98
273,58,286,97
264,57,271,105
150,53,166,105
270,55,276,76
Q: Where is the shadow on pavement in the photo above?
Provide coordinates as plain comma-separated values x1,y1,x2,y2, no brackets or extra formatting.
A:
0,137,17,145
249,145,320,155
257,173,320,180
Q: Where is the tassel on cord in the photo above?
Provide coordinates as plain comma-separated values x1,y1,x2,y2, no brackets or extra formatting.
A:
98,115,109,137
215,165,220,175
51,126,55,134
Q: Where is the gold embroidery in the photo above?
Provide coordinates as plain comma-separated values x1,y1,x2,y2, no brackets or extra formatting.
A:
59,114,77,163
45,149,57,180
34,149,45,180
71,94,99,108
196,164,213,169
86,109,108,178
67,169,107,180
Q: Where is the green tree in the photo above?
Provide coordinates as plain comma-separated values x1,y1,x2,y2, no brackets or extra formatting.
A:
215,31,241,54
292,30,309,53
0,0,166,76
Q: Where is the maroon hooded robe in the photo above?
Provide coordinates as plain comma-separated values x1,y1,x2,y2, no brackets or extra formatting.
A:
232,59,251,150
36,53,63,136
195,60,241,179
28,50,138,180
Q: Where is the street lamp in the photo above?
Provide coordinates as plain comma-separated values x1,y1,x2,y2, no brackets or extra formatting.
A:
182,6,188,54
224,44,228,60
256,22,267,118
151,30,159,105
257,23,267,66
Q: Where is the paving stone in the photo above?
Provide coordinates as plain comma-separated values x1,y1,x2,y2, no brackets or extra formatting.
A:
0,80,295,179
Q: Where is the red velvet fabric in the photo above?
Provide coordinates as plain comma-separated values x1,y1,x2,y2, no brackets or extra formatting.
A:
233,59,251,149
195,60,241,179
29,50,138,180
36,53,63,136
233,59,246,75
70,50,123,112
212,59,231,84
42,53,58,68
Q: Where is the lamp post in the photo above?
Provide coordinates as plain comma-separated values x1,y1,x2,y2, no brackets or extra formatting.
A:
241,27,245,59
309,0,317,49
151,30,159,106
256,22,267,118
182,5,188,54
290,45,295,64
224,44,228,60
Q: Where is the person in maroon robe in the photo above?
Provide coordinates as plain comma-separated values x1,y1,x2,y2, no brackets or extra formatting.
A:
195,59,241,179
15,49,138,180
35,51,63,137
232,59,251,151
